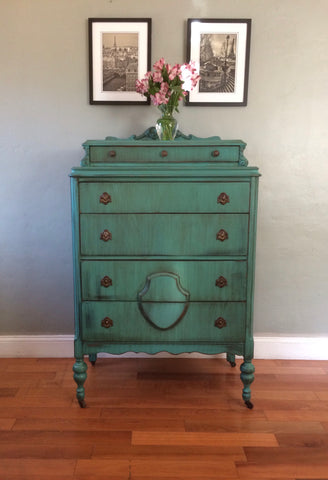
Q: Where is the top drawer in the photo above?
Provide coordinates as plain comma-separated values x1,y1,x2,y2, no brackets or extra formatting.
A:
88,145,240,164
79,182,250,213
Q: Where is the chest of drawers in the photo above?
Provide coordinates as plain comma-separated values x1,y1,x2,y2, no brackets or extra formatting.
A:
70,129,260,408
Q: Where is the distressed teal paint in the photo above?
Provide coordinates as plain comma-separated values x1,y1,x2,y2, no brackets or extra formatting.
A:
81,259,247,302
80,213,249,256
70,130,260,408
82,301,246,342
79,181,251,213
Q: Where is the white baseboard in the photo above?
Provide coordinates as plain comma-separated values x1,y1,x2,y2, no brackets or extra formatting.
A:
0,335,74,359
254,335,328,360
0,335,327,360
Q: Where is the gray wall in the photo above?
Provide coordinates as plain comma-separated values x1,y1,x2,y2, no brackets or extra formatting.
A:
1,0,327,335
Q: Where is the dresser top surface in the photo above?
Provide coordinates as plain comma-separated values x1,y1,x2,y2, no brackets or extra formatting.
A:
83,128,246,148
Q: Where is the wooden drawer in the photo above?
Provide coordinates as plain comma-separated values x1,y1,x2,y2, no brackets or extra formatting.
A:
80,213,249,256
81,301,246,343
79,182,250,213
81,259,247,301
88,145,240,164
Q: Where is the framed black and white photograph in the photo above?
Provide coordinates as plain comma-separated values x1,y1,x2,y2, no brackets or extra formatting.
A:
88,18,151,105
186,19,251,106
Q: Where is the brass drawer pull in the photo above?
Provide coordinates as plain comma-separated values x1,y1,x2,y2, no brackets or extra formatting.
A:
212,150,220,157
214,317,227,329
217,192,230,205
161,150,168,157
109,150,116,158
216,276,228,288
100,229,112,241
99,192,112,205
216,229,228,242
101,276,112,288
101,317,113,328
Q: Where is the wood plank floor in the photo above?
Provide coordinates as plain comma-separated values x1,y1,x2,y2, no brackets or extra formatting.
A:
0,357,328,479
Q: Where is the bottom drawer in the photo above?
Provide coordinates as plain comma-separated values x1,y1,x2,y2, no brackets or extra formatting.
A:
81,301,246,343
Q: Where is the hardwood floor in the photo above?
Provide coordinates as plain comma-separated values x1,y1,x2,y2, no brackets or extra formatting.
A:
0,357,328,479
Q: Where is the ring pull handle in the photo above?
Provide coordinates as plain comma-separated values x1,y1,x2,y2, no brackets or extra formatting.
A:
216,229,228,242
109,150,116,158
212,150,220,157
99,192,112,205
161,150,168,157
101,317,113,328
100,229,112,242
214,317,227,329
101,276,112,288
215,276,228,288
217,192,230,205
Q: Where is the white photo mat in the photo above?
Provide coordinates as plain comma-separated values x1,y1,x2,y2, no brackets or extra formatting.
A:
89,19,151,104
187,19,251,106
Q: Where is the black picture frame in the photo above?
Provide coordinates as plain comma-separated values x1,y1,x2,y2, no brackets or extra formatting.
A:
88,18,151,105
186,18,251,106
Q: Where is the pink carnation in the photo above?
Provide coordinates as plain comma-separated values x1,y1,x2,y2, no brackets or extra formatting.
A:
150,91,169,106
152,71,163,83
168,64,181,80
153,57,165,72
135,78,149,94
160,82,170,96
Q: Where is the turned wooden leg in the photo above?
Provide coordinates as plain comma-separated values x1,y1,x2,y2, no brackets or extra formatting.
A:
240,360,255,409
73,358,88,408
226,352,236,367
89,353,97,366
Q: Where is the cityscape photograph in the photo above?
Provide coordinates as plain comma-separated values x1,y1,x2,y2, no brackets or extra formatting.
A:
199,33,237,93
102,33,138,92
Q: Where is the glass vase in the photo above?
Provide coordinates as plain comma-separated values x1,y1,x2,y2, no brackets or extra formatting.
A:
155,110,178,141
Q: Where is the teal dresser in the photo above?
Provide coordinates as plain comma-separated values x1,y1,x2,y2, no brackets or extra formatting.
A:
70,129,260,408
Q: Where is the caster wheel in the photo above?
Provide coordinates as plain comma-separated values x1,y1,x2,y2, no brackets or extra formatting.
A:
89,354,97,366
78,399,86,408
245,400,253,409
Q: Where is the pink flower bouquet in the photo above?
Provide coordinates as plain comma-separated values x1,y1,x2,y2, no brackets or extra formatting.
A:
136,58,200,114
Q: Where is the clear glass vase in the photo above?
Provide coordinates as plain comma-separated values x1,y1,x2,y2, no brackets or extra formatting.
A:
155,109,178,141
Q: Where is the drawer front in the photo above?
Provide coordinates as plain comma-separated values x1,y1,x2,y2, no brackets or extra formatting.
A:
89,145,240,164
79,182,250,214
80,213,248,256
81,260,247,301
81,301,246,343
